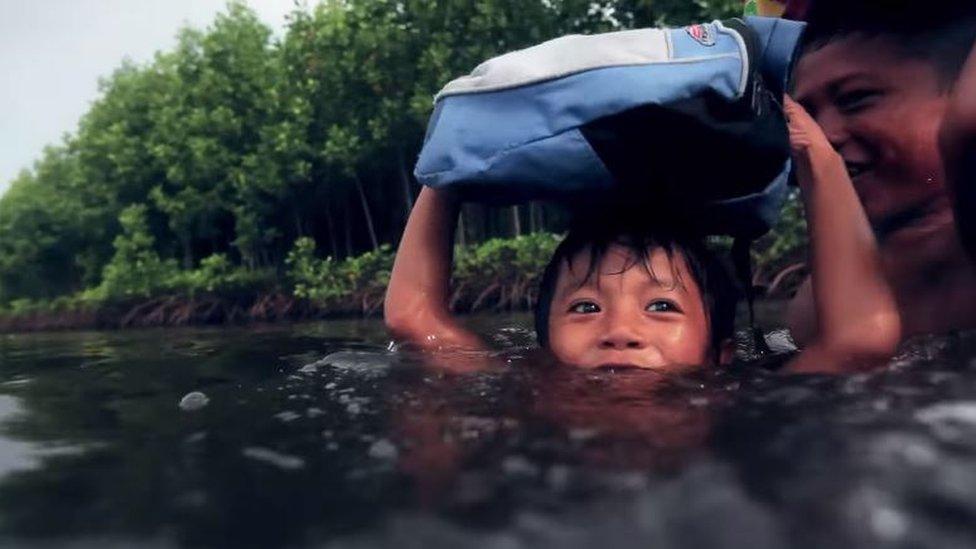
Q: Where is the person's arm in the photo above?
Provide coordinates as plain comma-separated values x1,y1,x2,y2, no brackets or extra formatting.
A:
782,97,901,373
940,41,976,260
384,186,485,353
784,277,816,346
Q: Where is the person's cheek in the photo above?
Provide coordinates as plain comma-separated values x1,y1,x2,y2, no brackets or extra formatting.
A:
656,320,708,366
889,100,948,186
548,321,587,365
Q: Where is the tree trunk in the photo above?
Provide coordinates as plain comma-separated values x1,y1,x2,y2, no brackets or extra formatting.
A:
182,237,193,270
344,203,354,258
528,203,538,233
397,147,414,216
511,205,522,237
324,198,338,258
293,208,304,238
355,176,380,250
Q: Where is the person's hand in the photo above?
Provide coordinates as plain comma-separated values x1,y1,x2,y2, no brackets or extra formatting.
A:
784,95,845,190
784,95,835,158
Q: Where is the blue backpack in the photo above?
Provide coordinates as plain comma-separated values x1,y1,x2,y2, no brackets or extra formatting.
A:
414,16,805,239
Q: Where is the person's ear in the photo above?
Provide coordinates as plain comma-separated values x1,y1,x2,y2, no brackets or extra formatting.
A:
718,339,736,366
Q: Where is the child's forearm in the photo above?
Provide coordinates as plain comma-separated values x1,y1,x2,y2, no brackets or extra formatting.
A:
384,187,483,350
791,146,901,371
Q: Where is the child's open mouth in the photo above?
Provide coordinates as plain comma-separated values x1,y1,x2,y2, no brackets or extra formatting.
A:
597,363,645,371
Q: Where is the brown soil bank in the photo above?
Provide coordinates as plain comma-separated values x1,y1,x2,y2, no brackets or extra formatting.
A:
0,287,544,333
0,293,334,333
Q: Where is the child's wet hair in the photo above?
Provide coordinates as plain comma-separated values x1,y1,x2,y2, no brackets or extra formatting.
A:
534,214,740,357
801,0,976,88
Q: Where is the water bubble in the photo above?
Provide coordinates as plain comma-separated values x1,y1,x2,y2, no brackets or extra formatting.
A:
274,410,301,423
184,431,207,444
178,391,210,411
915,401,976,440
306,407,325,418
546,465,572,491
368,439,398,460
501,455,539,478
569,428,599,443
241,446,305,471
870,507,908,541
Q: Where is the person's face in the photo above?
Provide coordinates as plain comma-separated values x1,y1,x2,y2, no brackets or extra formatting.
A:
794,36,958,258
546,245,714,372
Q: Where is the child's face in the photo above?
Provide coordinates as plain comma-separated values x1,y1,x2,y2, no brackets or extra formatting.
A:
793,36,959,264
546,245,713,372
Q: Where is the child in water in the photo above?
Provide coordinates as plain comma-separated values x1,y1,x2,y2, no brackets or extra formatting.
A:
385,97,901,374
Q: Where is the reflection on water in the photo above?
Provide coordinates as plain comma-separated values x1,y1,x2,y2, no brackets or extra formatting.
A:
1,317,976,547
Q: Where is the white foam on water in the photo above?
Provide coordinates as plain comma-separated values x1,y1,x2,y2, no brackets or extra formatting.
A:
178,391,209,411
870,507,908,541
241,446,306,471
915,401,976,425
501,455,539,478
367,439,398,460
274,410,301,422
302,351,394,374
915,401,976,440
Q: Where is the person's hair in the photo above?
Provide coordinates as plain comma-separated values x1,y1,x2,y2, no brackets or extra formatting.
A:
800,0,976,89
533,215,740,358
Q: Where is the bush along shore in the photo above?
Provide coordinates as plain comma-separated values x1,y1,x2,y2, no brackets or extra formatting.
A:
0,205,562,332
1,198,809,333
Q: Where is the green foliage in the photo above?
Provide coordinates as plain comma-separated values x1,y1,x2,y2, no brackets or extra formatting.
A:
285,237,393,311
95,205,181,300
0,0,806,316
753,190,809,284
286,237,349,303
452,232,562,309
284,233,559,313
178,254,276,295
454,233,560,287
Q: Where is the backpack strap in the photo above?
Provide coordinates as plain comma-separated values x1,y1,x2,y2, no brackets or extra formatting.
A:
732,236,772,356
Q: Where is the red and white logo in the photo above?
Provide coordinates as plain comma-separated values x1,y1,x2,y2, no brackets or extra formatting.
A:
686,24,716,47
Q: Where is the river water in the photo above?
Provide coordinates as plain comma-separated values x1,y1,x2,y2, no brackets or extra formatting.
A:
1,315,976,548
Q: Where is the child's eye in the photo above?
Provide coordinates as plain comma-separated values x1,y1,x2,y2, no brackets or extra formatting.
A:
569,301,601,314
646,300,680,313
836,89,881,114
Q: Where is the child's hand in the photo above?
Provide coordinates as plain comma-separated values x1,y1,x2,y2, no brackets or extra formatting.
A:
784,96,845,191
784,95,836,159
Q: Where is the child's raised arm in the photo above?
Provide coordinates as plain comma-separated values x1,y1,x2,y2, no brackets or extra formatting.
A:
782,97,902,373
384,187,485,355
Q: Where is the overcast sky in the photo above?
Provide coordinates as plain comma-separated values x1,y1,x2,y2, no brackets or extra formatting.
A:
0,0,296,197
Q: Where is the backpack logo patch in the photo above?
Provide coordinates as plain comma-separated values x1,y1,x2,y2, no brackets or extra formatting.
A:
686,24,716,47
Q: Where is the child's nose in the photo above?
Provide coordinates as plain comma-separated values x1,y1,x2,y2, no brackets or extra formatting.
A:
598,326,647,350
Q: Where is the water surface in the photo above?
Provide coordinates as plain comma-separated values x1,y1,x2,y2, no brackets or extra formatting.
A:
1,315,976,548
